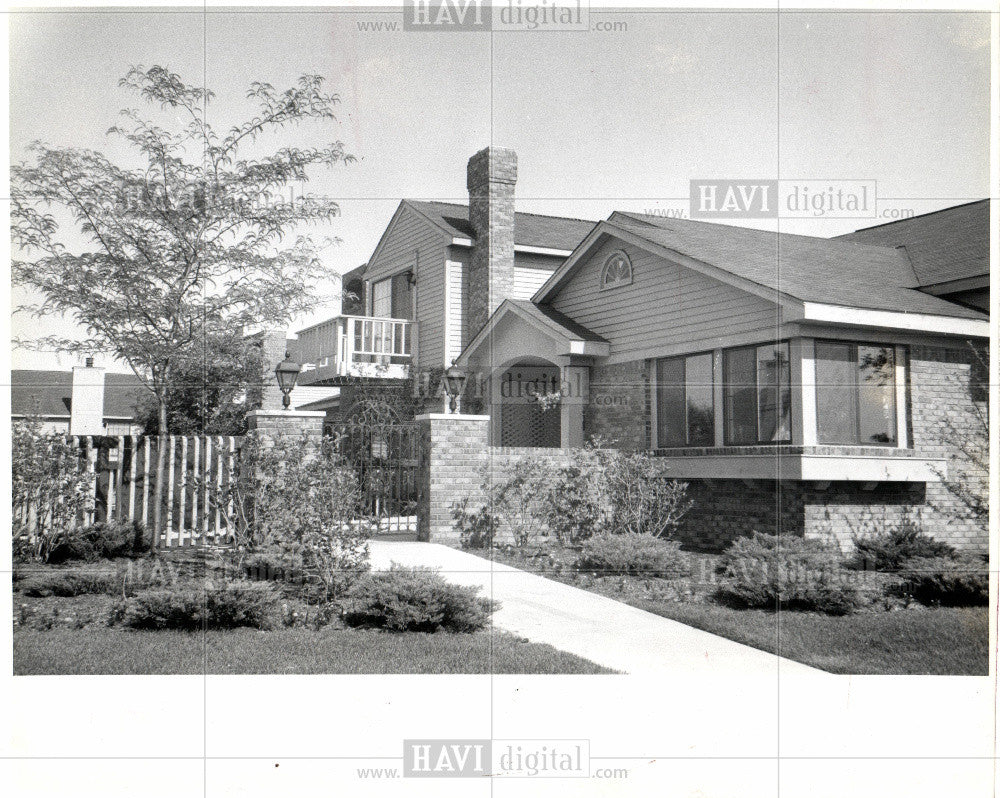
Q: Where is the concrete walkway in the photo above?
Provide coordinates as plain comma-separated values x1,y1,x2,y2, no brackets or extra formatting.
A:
369,541,825,677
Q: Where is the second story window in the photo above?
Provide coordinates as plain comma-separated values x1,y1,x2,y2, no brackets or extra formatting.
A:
723,343,791,445
372,278,392,318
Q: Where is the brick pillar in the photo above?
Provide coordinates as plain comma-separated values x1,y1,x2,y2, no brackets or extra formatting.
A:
252,329,293,412
467,147,517,340
416,413,490,543
247,409,326,437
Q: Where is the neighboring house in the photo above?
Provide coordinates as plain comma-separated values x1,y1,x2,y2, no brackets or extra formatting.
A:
297,147,990,550
11,360,149,435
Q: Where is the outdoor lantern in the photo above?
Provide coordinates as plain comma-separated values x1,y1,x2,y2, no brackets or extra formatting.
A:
274,350,301,410
443,362,467,414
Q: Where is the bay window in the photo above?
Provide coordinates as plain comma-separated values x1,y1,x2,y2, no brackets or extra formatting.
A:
815,342,898,445
723,343,791,445
655,352,714,447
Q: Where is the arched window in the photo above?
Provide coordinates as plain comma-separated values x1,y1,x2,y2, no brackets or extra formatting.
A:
601,250,632,290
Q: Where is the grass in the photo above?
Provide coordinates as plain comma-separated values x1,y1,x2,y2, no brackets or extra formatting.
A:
476,545,989,675
13,627,616,676
640,602,989,675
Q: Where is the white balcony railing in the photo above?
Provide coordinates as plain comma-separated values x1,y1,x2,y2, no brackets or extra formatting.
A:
296,315,414,383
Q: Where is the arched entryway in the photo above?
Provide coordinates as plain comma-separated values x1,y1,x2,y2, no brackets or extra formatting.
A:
496,360,562,448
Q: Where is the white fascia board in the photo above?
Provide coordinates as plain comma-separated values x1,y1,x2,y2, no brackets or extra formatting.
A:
449,237,572,258
802,302,990,337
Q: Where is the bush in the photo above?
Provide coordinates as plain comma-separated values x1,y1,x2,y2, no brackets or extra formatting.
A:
900,555,988,607
44,521,149,564
719,532,863,615
851,515,955,572
19,570,117,597
451,498,498,550
544,459,608,545
226,431,370,601
110,581,279,630
342,566,497,632
575,534,692,578
483,458,549,548
242,545,360,604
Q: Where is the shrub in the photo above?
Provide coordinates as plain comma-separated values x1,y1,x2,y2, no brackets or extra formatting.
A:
899,555,988,607
719,532,863,615
603,450,691,538
544,457,608,545
451,498,498,550
19,570,117,597
342,566,497,632
225,431,370,601
44,521,149,564
12,417,92,559
483,459,549,548
242,545,360,604
851,515,956,572
575,534,692,578
111,581,279,630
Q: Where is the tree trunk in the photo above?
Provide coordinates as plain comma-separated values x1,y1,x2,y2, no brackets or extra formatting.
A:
151,397,168,550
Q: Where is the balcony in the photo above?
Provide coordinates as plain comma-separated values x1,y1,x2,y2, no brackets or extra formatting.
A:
296,315,414,385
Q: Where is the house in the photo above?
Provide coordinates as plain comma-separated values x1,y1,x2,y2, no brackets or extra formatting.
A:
296,148,990,551
11,360,149,436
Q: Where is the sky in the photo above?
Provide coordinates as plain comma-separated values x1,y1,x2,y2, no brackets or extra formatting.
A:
7,6,992,371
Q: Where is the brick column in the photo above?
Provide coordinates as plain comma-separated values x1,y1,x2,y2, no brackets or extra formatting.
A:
416,413,490,543
247,409,326,437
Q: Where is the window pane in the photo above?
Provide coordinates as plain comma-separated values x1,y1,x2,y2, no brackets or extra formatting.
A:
685,353,714,446
815,342,858,443
656,358,686,447
372,278,391,318
756,344,791,443
391,272,413,320
724,348,756,445
858,345,897,444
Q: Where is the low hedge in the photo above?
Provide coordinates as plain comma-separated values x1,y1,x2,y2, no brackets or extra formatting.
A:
718,532,863,615
110,582,280,630
19,570,117,597
342,566,497,633
900,556,988,607
851,519,955,572
45,521,150,563
574,534,692,578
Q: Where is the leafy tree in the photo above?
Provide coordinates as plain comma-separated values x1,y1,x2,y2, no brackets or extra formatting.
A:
136,331,262,437
12,66,354,542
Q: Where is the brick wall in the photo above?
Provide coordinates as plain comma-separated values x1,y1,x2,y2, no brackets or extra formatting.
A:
247,409,325,437
585,359,650,449
907,343,988,550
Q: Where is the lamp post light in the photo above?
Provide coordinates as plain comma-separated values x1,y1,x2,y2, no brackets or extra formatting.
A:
274,351,301,410
443,362,467,414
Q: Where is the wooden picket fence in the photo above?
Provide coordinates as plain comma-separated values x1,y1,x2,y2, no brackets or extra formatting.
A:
73,434,241,548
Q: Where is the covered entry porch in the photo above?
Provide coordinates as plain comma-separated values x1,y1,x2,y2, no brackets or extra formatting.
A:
456,299,609,448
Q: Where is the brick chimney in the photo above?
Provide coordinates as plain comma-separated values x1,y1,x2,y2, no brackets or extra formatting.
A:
467,147,517,339
70,358,105,435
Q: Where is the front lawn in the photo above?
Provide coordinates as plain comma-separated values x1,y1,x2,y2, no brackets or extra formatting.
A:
479,544,989,675
14,627,616,675
642,602,988,675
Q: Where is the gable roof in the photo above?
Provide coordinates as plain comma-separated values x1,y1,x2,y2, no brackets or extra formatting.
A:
834,200,989,287
405,200,596,252
11,370,150,419
536,212,986,321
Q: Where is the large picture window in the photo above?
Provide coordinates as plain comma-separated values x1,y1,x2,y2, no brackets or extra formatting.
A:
655,352,714,447
371,277,392,318
723,343,791,445
815,342,898,445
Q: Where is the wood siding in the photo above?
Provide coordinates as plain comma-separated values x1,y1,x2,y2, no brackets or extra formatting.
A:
365,203,448,370
444,260,465,366
550,239,781,363
512,265,554,300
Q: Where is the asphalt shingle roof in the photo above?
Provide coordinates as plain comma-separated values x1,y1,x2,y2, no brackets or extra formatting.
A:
507,299,607,343
607,211,986,320
11,370,149,419
834,200,989,287
407,200,597,252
